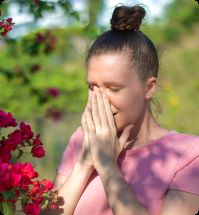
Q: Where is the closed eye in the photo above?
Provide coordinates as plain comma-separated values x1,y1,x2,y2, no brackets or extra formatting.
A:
88,86,120,92
110,88,120,92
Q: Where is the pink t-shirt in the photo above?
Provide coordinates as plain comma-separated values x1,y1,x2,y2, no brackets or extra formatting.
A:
56,126,199,215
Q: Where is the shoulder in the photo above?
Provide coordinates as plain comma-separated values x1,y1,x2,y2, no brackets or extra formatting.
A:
166,130,199,154
72,126,83,140
67,126,83,147
67,126,84,160
161,126,199,215
169,130,199,142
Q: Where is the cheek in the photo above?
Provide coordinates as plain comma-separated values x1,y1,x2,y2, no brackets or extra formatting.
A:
118,91,146,121
106,87,146,115
113,92,145,110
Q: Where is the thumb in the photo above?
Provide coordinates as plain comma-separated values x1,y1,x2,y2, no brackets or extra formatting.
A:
119,124,134,149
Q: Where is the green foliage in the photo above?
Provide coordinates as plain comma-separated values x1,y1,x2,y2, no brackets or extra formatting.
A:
0,26,90,120
165,0,199,29
2,202,15,215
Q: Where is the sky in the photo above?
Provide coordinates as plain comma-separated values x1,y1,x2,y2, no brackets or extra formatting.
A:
8,0,172,37
73,0,172,25
11,0,172,25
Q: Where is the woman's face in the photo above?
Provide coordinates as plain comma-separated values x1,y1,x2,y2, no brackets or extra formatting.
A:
86,53,148,134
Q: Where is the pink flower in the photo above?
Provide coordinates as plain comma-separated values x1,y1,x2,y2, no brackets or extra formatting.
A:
20,122,33,141
0,109,17,127
31,145,45,158
24,203,41,215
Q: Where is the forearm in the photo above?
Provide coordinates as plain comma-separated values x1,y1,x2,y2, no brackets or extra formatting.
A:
97,163,149,215
42,162,94,215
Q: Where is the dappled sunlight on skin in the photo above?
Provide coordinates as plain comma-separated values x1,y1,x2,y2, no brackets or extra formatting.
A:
75,129,199,214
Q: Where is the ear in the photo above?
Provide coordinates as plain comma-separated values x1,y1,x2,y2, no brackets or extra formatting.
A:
145,77,157,99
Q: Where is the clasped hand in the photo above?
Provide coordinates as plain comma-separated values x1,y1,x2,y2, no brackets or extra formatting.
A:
80,86,134,173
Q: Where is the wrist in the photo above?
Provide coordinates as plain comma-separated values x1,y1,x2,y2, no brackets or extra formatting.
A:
95,160,118,176
76,160,94,173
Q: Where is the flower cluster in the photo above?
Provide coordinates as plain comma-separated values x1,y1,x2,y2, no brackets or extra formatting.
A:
0,109,60,215
35,31,57,54
0,18,15,37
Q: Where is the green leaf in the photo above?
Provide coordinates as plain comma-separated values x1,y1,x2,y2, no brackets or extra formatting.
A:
41,199,49,210
17,148,24,159
2,191,12,200
2,202,15,215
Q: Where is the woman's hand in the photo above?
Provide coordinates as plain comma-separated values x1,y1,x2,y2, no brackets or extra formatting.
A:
85,86,134,172
79,90,94,171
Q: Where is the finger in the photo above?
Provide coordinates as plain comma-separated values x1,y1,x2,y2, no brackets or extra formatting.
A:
101,92,117,132
87,90,92,112
95,87,109,128
81,110,89,142
85,103,95,133
119,125,134,149
91,88,101,129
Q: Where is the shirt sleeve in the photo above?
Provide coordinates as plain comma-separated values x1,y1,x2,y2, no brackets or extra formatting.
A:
56,127,79,177
169,136,199,195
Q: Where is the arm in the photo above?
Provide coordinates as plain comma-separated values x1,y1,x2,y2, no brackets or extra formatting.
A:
97,162,149,215
41,161,94,215
160,189,199,215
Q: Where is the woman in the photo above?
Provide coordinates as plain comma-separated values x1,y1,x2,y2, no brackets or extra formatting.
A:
45,4,199,215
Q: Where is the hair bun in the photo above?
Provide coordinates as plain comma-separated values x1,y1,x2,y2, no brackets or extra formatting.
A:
110,5,146,31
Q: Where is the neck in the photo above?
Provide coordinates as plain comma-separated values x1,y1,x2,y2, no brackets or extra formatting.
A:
126,104,163,148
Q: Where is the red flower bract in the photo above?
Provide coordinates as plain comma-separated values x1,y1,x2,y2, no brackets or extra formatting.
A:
41,179,53,191
21,162,38,179
0,144,12,162
20,122,33,141
0,17,15,37
0,109,60,214
0,109,17,127
24,203,41,215
33,134,42,146
5,129,23,151
31,145,45,158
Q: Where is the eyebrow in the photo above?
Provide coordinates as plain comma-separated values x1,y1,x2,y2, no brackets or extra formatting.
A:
86,80,124,87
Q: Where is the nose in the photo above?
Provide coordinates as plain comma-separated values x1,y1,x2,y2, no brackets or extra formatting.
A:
99,88,117,114
88,87,117,114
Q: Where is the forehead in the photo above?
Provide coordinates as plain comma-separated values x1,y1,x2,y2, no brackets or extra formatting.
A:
86,54,133,85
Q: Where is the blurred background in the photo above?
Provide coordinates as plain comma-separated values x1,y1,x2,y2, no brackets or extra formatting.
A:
0,0,199,181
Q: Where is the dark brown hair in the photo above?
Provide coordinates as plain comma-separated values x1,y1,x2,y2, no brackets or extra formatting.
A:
86,5,159,82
